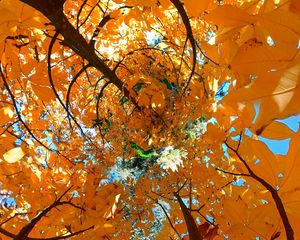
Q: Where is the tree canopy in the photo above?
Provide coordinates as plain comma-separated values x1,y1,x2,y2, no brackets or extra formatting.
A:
0,0,300,239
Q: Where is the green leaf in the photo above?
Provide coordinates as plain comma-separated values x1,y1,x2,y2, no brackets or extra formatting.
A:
130,141,157,159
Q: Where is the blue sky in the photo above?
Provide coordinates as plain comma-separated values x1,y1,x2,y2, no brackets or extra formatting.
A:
215,83,300,156
259,114,300,155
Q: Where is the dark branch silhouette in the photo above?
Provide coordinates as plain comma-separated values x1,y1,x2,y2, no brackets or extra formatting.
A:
224,137,294,240
20,0,140,111
170,0,197,95
0,186,93,240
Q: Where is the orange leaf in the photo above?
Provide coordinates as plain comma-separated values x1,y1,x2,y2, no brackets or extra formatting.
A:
205,226,218,240
0,106,14,125
258,121,295,140
31,84,56,102
290,0,300,14
198,222,210,236
185,0,210,17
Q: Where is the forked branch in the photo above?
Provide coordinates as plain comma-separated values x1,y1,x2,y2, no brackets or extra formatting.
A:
0,187,93,240
20,0,140,111
224,137,294,240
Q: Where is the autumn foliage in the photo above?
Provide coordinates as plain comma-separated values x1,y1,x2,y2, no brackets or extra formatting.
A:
0,0,300,239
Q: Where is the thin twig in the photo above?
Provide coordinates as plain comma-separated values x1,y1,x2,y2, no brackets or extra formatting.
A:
148,195,181,239
224,139,294,240
0,65,52,152
170,0,197,95
216,168,250,177
47,32,99,149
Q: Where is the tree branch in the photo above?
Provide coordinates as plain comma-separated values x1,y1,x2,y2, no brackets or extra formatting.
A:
0,65,52,152
224,140,294,240
216,167,250,177
1,63,75,166
173,191,203,240
47,32,99,150
26,226,94,240
147,195,181,239
14,186,88,239
19,0,140,110
66,63,91,127
170,0,197,95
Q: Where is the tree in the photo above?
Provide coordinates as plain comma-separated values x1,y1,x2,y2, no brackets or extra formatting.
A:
0,0,299,239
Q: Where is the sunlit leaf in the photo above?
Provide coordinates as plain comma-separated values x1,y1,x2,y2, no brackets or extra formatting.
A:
3,147,25,163
185,0,210,17
0,0,299,239
258,121,295,139
204,5,254,27
0,106,14,125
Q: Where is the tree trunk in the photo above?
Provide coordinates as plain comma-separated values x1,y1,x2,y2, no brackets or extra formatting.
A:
173,192,203,240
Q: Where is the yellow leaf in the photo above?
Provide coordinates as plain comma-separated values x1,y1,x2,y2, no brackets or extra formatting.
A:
132,0,156,7
219,40,239,65
200,41,219,64
258,8,300,46
280,130,300,193
222,197,248,224
223,64,300,131
3,147,25,163
258,121,295,140
237,137,280,188
185,0,210,17
279,131,300,237
231,40,291,74
204,5,254,27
